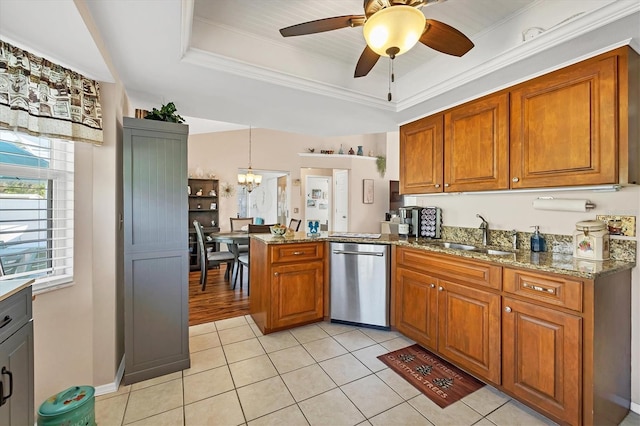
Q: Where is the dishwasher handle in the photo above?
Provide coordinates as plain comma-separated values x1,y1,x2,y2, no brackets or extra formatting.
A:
332,250,384,257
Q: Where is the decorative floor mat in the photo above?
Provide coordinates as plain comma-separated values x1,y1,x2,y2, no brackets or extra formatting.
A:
377,344,485,408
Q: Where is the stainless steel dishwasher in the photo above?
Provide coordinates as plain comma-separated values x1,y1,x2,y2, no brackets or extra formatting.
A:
330,242,390,329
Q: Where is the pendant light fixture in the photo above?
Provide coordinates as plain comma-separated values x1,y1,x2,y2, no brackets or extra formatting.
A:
363,5,426,102
362,5,426,58
237,126,262,192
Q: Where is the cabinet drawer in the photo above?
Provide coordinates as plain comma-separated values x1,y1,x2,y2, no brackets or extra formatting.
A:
0,286,32,344
503,268,583,312
397,248,501,290
271,243,324,263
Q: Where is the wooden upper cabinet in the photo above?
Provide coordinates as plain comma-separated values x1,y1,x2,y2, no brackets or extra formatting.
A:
510,55,618,188
400,114,444,194
399,47,638,193
444,92,510,192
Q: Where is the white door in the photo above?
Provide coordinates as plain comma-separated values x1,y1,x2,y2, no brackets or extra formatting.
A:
333,170,349,232
305,176,331,230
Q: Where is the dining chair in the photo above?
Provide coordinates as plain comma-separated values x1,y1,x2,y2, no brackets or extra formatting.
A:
248,224,273,233
230,217,254,231
193,220,236,291
230,243,250,294
288,218,302,231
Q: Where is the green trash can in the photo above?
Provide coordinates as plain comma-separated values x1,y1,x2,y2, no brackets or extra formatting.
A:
37,385,96,426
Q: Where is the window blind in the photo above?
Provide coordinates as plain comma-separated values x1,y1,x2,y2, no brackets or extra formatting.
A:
0,128,74,293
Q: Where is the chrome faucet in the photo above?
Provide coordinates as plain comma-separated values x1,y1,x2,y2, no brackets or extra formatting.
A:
511,229,518,250
476,214,488,246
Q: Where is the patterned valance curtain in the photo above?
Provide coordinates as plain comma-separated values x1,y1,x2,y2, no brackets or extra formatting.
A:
0,39,103,145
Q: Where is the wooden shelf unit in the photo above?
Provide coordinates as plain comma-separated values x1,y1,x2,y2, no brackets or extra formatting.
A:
188,178,220,271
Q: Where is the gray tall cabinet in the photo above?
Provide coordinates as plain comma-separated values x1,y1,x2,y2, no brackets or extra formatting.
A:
123,117,190,384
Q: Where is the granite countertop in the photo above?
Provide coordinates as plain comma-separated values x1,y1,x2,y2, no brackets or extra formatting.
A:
0,278,35,302
251,232,635,280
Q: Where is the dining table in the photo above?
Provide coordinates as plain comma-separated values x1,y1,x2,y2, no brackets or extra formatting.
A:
207,231,250,246
206,231,250,281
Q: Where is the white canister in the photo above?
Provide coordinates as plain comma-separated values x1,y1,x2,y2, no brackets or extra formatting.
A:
573,220,610,260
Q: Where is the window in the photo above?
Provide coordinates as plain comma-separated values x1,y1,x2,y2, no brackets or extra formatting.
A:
0,128,74,293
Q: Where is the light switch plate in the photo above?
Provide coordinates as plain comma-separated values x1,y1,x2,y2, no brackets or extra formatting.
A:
595,214,636,237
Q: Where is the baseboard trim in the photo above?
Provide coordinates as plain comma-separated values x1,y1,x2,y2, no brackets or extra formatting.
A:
94,355,125,396
631,401,640,415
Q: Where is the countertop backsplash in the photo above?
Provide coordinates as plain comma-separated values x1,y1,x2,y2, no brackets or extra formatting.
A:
440,226,636,262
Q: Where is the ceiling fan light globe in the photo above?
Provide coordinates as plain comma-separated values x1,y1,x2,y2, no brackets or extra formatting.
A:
363,5,426,57
367,27,389,50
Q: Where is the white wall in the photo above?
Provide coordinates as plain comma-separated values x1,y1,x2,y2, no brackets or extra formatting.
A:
188,129,390,233
32,81,126,407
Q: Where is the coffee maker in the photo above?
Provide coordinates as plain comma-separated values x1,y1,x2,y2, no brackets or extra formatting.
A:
398,206,421,237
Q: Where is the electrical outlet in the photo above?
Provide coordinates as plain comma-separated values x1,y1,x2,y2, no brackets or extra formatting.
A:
294,208,299,214
595,214,636,237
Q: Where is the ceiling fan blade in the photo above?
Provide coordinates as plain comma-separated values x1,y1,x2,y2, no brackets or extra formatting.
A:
279,15,365,37
354,46,380,78
419,19,474,57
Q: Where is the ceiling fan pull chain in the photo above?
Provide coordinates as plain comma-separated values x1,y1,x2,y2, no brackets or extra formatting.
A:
387,58,393,102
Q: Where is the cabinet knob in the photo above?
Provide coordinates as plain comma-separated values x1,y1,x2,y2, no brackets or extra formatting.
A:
512,177,519,182
434,184,440,188
274,272,279,276
430,283,436,288
438,286,444,291
444,183,450,187
505,306,512,313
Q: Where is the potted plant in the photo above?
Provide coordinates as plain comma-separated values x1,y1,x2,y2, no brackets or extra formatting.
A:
376,155,386,177
143,102,185,123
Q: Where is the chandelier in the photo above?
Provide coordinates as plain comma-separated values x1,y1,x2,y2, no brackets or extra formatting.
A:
237,126,262,193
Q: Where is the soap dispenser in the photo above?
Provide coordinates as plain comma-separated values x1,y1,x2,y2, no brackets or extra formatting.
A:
530,226,546,252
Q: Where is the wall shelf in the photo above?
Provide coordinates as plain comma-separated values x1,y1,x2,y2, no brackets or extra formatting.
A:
298,153,377,161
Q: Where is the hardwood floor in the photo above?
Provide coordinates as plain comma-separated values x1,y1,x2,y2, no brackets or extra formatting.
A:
188,264,250,326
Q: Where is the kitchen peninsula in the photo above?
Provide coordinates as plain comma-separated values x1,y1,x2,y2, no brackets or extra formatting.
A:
249,231,634,426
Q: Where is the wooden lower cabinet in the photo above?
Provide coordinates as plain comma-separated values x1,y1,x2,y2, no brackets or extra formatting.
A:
502,296,581,424
394,247,632,425
394,249,502,385
271,261,324,329
395,267,438,350
250,240,326,334
437,280,501,384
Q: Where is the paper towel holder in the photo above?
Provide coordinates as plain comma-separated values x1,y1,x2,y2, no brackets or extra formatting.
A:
535,196,596,210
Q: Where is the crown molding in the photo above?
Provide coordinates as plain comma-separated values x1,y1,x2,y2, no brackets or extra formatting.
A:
181,47,396,111
180,0,638,114
397,0,640,111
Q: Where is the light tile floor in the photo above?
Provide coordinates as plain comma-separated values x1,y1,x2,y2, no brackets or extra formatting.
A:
96,315,640,426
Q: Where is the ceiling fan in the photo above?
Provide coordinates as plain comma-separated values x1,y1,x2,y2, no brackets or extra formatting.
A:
279,0,474,78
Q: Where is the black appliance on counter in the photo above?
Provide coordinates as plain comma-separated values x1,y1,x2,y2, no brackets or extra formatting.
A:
398,206,442,239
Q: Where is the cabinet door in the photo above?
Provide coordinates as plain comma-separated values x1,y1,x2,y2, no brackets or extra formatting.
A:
400,114,444,194
437,280,501,384
444,93,509,192
510,56,617,188
0,322,34,426
394,267,438,351
123,117,190,384
502,297,581,425
271,261,324,329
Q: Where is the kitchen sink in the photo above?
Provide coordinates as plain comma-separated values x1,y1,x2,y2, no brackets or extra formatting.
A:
424,241,515,256
425,242,477,251
475,248,516,256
